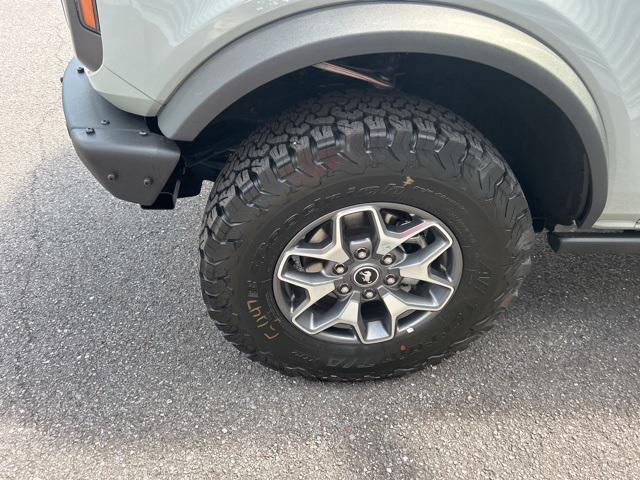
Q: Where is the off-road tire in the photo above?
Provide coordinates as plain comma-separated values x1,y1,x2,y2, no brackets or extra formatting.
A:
199,90,534,381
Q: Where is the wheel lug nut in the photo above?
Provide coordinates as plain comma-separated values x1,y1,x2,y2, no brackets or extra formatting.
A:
354,248,369,260
384,275,398,286
337,284,352,295
381,254,395,266
333,264,347,275
363,289,376,300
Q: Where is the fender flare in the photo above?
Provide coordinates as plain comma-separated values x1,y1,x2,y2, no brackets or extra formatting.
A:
157,2,608,227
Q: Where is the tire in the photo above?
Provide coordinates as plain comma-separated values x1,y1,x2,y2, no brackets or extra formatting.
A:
199,90,534,381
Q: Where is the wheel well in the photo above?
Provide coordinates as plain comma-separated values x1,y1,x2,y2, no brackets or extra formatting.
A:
181,53,590,230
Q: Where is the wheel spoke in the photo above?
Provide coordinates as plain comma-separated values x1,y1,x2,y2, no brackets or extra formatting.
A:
287,242,349,264
397,233,453,284
279,270,337,319
381,288,441,323
286,217,349,264
370,208,436,255
425,270,455,290
299,293,361,332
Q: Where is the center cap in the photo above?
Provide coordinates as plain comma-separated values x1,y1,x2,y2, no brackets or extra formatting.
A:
353,266,380,287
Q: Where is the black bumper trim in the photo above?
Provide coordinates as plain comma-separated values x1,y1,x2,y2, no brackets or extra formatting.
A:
62,59,180,206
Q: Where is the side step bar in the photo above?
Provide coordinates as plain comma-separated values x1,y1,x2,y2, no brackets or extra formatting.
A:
548,232,640,254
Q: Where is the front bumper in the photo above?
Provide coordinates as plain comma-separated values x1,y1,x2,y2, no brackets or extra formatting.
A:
62,59,180,206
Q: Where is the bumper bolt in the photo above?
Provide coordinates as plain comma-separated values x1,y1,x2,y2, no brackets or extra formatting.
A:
381,254,395,265
354,248,369,260
138,130,149,137
384,275,398,286
143,177,153,186
100,120,110,126
337,284,352,295
77,66,85,74
363,289,376,300
106,173,117,181
85,127,95,135
333,264,347,275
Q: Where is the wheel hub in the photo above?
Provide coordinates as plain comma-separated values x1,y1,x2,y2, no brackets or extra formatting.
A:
352,265,380,287
273,203,463,344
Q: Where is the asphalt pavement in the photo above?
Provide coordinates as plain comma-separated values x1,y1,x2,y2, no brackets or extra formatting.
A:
0,2,639,479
